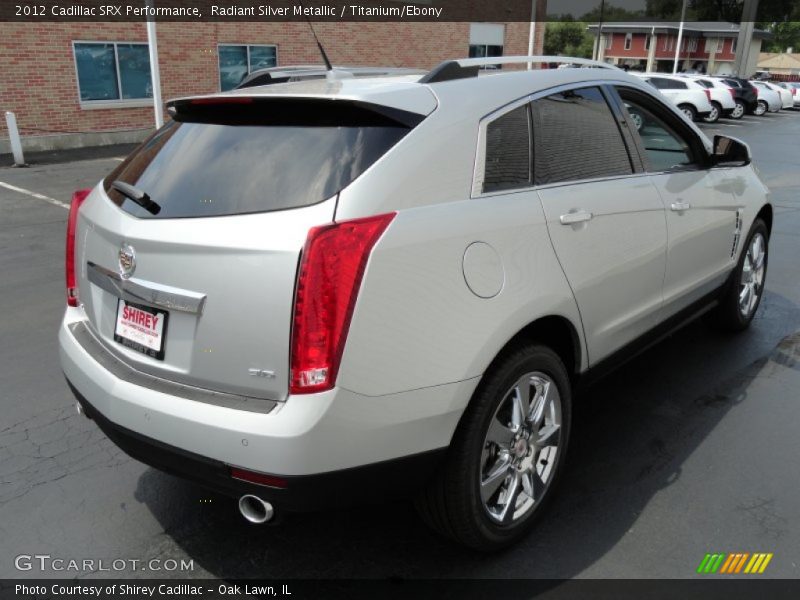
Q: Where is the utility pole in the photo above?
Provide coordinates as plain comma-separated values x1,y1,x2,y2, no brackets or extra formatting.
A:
672,0,688,74
594,0,606,60
733,0,760,77
146,0,164,129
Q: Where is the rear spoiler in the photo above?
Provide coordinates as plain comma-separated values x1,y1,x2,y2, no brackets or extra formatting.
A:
166,96,427,128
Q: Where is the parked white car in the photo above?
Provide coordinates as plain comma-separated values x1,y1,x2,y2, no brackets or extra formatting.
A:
750,81,782,114
776,81,800,107
679,74,738,121
60,56,772,550
632,72,715,122
754,80,793,110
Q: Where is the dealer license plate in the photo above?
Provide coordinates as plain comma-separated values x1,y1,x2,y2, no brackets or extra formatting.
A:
113,299,169,360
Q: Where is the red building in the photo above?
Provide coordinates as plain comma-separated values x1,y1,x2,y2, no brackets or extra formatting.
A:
587,22,769,76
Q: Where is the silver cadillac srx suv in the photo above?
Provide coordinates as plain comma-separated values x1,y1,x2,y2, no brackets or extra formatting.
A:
59,56,772,550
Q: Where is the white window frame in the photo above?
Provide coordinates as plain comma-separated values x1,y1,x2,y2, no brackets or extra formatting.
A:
72,40,152,109
624,33,632,51
717,38,725,54
687,38,697,52
605,34,613,49
217,43,279,91
664,36,675,51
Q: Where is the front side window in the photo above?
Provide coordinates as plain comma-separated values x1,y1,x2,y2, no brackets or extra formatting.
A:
74,42,152,102
531,87,633,185
483,105,530,193
617,89,698,172
218,44,277,91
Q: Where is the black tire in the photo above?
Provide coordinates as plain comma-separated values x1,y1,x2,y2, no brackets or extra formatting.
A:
702,102,721,123
678,103,697,121
731,100,745,119
710,218,769,332
415,344,572,551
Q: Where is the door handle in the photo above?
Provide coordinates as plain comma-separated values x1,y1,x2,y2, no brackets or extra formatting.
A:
559,210,593,225
670,201,692,212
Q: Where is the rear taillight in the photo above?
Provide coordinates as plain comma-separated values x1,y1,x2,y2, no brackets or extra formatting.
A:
65,189,91,307
792,88,796,96
754,87,759,97
704,89,711,101
290,213,396,394
729,88,736,99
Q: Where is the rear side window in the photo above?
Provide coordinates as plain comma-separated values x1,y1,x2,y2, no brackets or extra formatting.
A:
483,104,531,193
531,87,633,185
104,103,413,219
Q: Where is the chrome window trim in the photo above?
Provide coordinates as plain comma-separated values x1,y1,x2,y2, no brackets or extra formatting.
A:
472,79,642,199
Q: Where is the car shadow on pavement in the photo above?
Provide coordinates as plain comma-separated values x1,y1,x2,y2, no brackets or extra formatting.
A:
135,289,800,579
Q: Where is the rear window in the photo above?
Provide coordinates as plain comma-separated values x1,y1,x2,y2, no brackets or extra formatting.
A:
104,101,414,219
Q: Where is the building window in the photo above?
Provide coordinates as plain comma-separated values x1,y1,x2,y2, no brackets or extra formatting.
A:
645,35,652,51
717,39,725,54
624,33,632,50
663,37,675,51
687,38,697,52
731,38,737,53
605,34,612,49
469,23,504,68
218,44,277,91
73,42,152,103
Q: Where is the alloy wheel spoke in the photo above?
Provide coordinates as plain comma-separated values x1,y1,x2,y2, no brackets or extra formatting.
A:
536,423,561,448
499,473,522,525
531,471,546,501
485,416,515,449
511,377,532,431
481,458,511,503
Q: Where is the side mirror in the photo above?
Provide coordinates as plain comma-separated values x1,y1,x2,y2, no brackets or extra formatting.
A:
711,135,751,167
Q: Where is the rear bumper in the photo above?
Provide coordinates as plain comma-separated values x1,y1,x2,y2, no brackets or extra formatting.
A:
68,382,445,511
60,308,477,508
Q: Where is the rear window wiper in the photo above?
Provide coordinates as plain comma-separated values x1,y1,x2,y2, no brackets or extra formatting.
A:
111,181,161,215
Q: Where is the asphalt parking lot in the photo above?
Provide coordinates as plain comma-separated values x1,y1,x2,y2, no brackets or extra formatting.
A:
1,109,800,580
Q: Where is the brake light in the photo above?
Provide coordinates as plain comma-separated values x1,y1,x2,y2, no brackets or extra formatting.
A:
290,213,396,394
754,87,759,97
704,89,711,101
792,88,796,97
65,189,91,307
729,88,736,99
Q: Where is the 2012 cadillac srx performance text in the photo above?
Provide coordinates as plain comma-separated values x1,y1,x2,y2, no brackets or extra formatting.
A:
60,56,772,550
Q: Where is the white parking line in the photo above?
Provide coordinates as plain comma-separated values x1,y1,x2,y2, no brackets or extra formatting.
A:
0,180,69,210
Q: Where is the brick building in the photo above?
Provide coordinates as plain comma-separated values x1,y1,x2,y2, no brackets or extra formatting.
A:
587,22,769,76
0,20,541,153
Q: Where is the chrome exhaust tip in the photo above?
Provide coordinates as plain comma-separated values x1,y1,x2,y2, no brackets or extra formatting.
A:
238,494,275,524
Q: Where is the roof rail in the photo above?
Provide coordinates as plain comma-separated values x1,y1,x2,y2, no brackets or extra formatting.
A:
237,65,427,89
420,56,619,84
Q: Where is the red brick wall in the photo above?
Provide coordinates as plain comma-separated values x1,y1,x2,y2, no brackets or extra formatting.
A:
0,21,535,139
605,32,740,62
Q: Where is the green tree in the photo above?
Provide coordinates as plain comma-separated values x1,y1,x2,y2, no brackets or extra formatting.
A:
544,21,595,58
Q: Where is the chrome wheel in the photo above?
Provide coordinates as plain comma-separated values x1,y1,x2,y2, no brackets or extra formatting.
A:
754,100,767,116
739,232,766,318
731,102,745,119
681,106,695,120
480,372,561,525
703,104,720,123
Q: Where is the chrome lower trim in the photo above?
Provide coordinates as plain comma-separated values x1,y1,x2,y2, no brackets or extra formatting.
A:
87,262,206,315
69,321,278,414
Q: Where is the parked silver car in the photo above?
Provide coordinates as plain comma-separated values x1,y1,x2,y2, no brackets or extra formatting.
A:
60,56,772,550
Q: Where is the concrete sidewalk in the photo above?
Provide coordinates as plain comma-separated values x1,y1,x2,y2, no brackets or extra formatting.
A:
0,143,138,168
